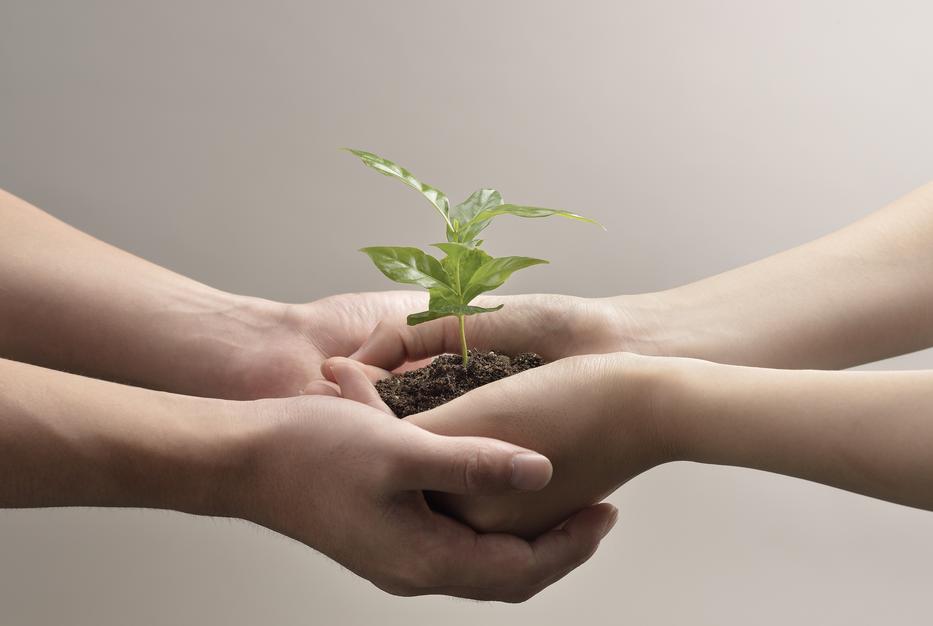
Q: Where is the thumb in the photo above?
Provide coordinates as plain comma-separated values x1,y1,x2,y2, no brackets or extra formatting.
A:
349,317,462,372
350,298,548,370
395,432,553,495
323,357,394,414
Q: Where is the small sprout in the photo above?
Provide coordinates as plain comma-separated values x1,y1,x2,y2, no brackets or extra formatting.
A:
346,148,601,367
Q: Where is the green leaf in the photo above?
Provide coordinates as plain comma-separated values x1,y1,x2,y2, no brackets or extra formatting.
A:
408,303,504,325
433,242,492,294
344,149,453,228
360,247,454,292
407,284,504,325
447,189,502,242
407,309,452,325
461,204,603,242
462,303,505,314
462,255,548,302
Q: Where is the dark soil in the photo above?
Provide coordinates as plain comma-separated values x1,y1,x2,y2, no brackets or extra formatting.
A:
376,350,544,417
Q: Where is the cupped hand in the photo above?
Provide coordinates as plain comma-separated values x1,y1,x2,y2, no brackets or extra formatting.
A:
344,293,645,376
317,353,673,538
228,392,618,602
216,291,424,399
217,290,657,400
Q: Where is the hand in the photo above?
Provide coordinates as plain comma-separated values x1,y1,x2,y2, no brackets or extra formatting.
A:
318,353,672,538
0,188,657,401
207,291,425,399
227,393,619,601
0,355,617,603
215,290,653,400
344,293,660,375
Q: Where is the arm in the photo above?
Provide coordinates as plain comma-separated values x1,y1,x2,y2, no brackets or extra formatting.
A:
662,358,933,508
439,355,933,532
0,187,426,399
324,354,933,536
0,356,615,602
643,181,933,368
351,181,933,372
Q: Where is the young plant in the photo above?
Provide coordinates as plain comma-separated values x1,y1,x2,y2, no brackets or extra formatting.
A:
347,148,600,366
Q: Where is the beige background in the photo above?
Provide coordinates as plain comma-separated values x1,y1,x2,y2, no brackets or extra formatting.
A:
2,1,933,624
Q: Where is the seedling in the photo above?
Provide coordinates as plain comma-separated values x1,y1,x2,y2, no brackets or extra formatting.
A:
347,149,600,366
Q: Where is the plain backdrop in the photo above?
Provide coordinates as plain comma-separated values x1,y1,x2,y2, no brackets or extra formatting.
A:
2,1,933,624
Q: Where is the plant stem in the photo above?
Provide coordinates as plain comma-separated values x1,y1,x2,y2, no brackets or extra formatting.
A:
458,314,468,367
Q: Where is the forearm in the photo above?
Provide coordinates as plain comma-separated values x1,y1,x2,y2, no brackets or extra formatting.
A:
620,182,933,368
658,357,933,510
0,356,238,512
0,188,284,396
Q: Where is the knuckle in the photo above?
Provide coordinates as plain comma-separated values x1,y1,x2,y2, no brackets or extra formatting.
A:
390,324,408,346
460,445,501,493
461,448,482,493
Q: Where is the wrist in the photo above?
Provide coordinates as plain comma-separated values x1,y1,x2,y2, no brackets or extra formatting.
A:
203,396,342,540
641,355,738,465
103,391,252,517
597,352,683,467
596,292,683,357
600,289,729,362
193,291,294,398
146,287,296,399
602,352,730,467
0,357,256,515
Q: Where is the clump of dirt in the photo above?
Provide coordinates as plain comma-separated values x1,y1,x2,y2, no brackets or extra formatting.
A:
375,350,544,417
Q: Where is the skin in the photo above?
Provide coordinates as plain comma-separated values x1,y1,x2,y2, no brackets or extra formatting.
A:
5,178,933,589
333,181,933,536
349,181,933,374
321,354,663,537
0,187,432,399
0,188,618,602
0,356,620,601
0,189,627,399
328,353,933,536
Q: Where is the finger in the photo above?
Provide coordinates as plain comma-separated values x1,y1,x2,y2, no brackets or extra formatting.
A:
396,433,553,494
524,502,618,590
321,357,391,385
349,295,568,370
326,357,394,414
417,503,617,602
349,318,461,371
303,380,340,397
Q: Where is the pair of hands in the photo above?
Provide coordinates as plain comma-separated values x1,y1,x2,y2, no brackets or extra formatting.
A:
8,183,933,604
227,290,669,599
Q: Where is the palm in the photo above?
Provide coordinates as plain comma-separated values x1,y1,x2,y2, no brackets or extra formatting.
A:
231,291,425,399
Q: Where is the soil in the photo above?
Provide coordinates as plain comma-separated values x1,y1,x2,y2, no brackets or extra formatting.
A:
376,350,544,417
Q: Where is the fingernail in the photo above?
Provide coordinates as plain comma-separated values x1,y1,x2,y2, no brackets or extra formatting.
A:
601,507,620,538
510,453,553,491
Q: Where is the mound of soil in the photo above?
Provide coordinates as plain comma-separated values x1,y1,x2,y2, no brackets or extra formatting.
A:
376,350,544,417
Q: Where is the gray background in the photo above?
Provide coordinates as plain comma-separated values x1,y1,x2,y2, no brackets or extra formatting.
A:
2,1,933,624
